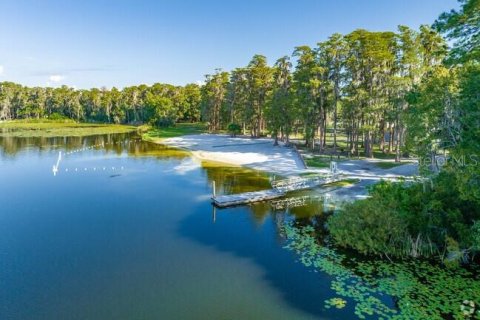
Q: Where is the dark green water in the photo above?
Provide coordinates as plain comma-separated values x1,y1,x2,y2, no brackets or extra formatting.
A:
1,133,479,320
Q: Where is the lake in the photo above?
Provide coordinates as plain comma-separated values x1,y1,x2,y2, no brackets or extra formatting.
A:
1,133,478,320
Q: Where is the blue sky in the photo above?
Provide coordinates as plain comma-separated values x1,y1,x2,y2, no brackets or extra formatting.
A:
0,0,458,89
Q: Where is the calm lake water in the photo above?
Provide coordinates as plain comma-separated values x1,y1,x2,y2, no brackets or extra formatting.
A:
0,133,344,320
1,133,478,320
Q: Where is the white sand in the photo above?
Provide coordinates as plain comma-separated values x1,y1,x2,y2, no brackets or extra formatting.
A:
162,134,306,176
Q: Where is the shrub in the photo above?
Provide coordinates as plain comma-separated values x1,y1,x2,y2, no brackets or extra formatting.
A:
227,123,241,137
327,186,408,256
327,175,480,263
48,112,70,121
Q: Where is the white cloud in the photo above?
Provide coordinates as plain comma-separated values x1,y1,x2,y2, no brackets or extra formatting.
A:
49,74,64,82
0,65,4,75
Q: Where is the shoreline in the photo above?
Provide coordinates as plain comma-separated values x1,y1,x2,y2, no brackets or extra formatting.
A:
146,133,420,200
154,133,307,176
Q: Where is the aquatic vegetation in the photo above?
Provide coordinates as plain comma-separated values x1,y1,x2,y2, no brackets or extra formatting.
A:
325,297,347,309
282,222,480,319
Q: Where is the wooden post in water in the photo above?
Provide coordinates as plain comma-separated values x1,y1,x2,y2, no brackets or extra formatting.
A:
212,205,216,223
212,181,216,198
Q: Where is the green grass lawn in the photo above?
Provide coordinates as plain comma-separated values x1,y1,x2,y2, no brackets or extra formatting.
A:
303,152,349,168
142,123,207,142
0,120,137,137
293,131,400,160
305,157,331,168
373,161,407,169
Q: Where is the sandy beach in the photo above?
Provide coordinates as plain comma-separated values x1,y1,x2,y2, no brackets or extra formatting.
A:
159,133,419,200
162,134,306,176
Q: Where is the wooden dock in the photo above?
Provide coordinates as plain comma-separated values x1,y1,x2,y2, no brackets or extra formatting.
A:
211,174,341,208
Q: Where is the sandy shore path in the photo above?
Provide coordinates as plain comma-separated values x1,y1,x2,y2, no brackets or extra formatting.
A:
161,134,306,176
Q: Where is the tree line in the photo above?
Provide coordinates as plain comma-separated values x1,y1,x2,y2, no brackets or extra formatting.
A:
0,82,202,126
1,25,446,160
